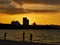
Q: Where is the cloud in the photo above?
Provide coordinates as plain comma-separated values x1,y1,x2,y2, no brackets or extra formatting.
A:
23,4,60,10
0,8,25,14
0,0,60,14
0,8,59,15
23,0,60,5
13,0,23,4
0,0,14,8
0,0,23,14
0,0,10,3
0,0,23,8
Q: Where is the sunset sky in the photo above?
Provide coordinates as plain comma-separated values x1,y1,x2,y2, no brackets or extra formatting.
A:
0,0,60,25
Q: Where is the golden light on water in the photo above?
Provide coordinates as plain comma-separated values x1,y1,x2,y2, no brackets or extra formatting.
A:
0,12,60,25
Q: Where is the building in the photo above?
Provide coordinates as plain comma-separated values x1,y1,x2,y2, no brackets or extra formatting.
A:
11,21,20,27
23,17,29,26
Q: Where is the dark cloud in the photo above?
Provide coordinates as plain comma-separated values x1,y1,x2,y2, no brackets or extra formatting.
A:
0,0,59,15
26,9,58,13
0,0,60,5
0,8,26,14
13,0,23,4
0,0,11,4
0,8,59,15
23,0,60,5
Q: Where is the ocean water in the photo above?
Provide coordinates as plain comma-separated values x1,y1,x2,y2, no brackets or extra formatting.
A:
0,29,60,43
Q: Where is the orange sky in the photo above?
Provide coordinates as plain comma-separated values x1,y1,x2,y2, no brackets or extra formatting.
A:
0,12,60,25
0,3,60,25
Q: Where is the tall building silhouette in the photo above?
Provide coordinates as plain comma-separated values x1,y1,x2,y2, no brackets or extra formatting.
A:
23,17,29,26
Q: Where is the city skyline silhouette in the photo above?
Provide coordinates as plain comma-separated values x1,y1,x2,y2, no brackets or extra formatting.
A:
0,17,60,29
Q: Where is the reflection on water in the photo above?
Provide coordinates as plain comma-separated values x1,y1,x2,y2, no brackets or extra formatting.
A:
0,29,60,43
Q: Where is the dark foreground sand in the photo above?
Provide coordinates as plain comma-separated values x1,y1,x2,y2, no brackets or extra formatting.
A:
0,39,59,45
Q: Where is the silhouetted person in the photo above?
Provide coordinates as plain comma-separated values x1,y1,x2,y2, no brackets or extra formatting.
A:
4,32,7,40
23,32,25,42
30,34,33,42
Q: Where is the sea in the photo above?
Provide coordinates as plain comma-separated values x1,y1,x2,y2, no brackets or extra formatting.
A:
0,29,60,43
